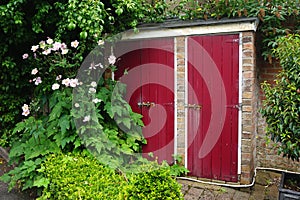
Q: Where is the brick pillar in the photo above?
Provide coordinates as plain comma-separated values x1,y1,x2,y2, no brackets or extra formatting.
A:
175,37,186,163
240,31,257,184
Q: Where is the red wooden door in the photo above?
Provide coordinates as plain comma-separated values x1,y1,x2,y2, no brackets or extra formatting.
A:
187,34,239,182
115,38,175,164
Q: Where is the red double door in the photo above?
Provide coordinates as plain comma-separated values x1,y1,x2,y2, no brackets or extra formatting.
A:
116,34,239,182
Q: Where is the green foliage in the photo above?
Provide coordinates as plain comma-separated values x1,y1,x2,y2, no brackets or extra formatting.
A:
122,166,184,200
37,153,183,200
0,0,168,146
55,0,107,40
37,153,126,200
169,154,189,177
172,0,300,62
261,34,300,161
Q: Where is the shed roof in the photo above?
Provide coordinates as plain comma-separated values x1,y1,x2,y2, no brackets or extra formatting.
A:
122,17,259,40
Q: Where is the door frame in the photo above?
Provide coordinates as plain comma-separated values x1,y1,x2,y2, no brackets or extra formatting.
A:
184,33,243,175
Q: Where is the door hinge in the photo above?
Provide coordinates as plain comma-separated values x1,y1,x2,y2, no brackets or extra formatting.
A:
226,103,242,110
225,38,241,44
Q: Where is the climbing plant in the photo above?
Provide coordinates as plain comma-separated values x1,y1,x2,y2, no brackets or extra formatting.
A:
261,34,300,161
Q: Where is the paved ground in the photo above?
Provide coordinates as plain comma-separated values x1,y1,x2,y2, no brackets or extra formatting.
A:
179,170,281,200
0,150,281,200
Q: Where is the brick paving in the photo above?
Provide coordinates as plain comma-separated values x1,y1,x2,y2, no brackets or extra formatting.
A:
179,170,281,200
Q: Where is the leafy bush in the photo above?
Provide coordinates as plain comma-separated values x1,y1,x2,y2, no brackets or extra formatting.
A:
261,34,300,161
37,153,183,200
121,167,184,200
37,153,125,200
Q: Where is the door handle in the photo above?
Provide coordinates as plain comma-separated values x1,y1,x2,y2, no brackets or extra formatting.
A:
138,102,155,108
185,104,202,110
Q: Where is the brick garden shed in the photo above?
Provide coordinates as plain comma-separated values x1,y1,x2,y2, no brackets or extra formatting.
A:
114,17,299,185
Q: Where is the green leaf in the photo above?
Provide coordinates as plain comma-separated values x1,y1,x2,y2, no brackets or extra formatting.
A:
33,177,50,188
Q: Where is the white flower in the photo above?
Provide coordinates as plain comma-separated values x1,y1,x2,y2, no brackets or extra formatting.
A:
108,55,116,65
46,38,54,44
52,42,62,51
97,40,104,45
92,98,102,104
22,104,29,111
52,83,60,90
83,115,90,122
89,88,96,94
95,63,104,68
22,53,28,59
62,78,70,87
39,41,46,49
56,75,62,80
70,78,79,87
34,77,42,85
74,103,80,108
61,48,69,55
21,104,30,116
31,45,39,52
22,109,30,116
90,81,97,87
89,62,96,70
31,68,38,75
61,43,67,49
71,40,79,48
42,49,51,55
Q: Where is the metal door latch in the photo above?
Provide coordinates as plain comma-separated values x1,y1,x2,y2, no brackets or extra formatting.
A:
185,104,202,110
138,102,155,107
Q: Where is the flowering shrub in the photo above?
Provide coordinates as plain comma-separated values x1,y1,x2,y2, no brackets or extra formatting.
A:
1,37,145,192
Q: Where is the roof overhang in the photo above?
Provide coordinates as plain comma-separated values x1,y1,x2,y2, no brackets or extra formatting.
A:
122,17,259,40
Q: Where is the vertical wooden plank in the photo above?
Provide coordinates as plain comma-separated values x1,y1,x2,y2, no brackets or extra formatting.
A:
221,35,233,181
200,35,213,179
230,34,239,182
210,35,223,180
